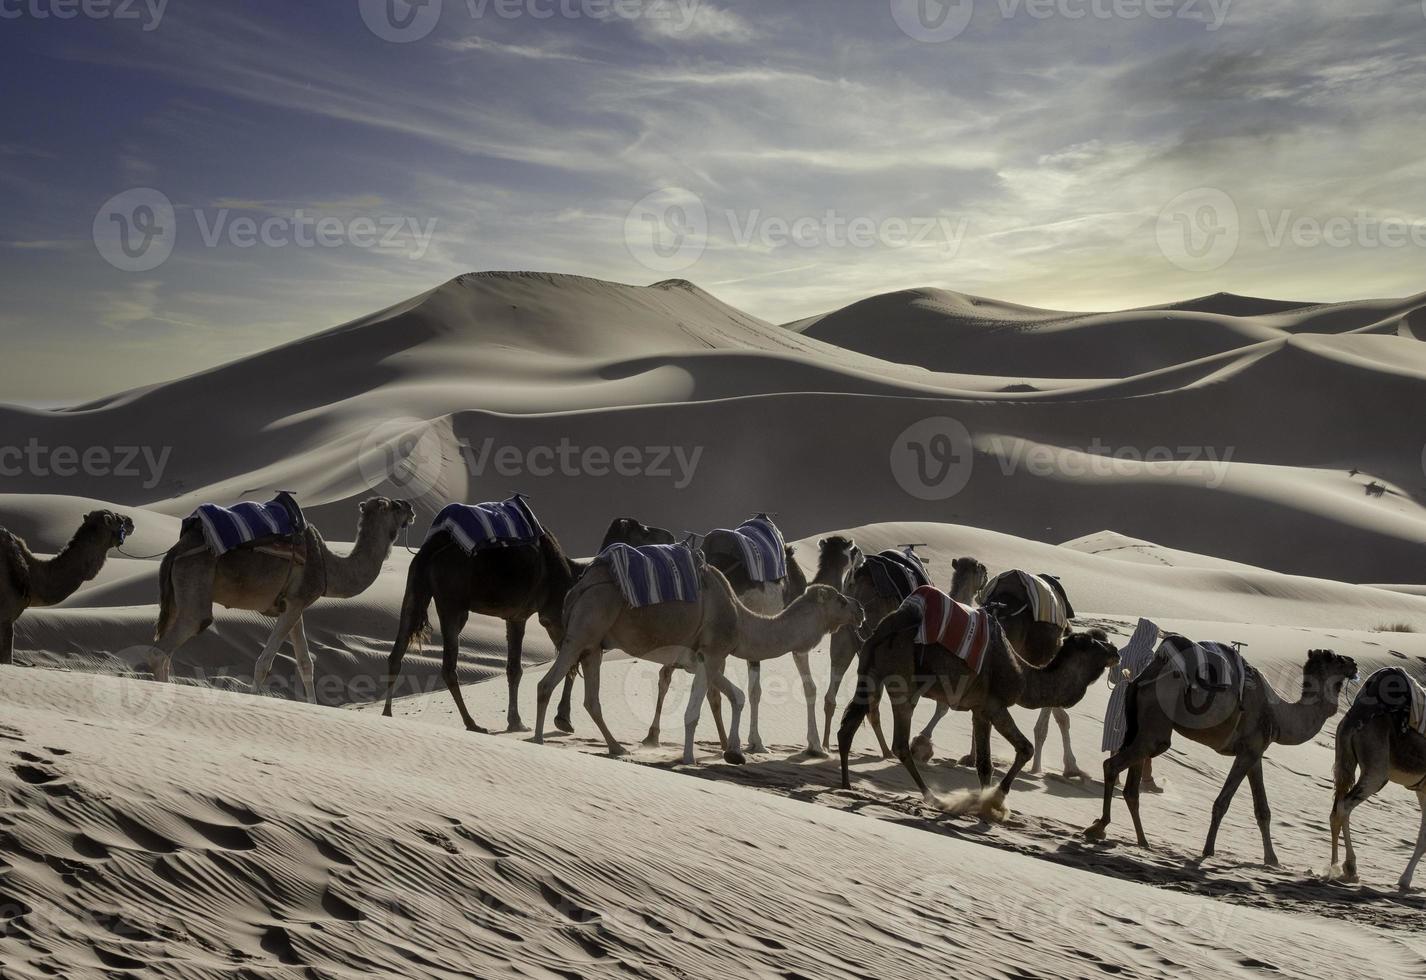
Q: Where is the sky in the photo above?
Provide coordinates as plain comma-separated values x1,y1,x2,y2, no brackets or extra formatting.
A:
2,0,1425,403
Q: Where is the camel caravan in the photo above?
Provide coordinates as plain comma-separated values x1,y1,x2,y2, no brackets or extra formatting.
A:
8,488,1426,891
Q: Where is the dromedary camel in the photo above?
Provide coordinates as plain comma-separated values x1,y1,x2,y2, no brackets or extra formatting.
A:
154,497,413,700
532,559,863,765
839,599,1118,809
700,531,861,756
823,554,983,756
1084,646,1357,865
915,570,1090,778
1328,667,1426,890
381,515,603,734
0,510,133,666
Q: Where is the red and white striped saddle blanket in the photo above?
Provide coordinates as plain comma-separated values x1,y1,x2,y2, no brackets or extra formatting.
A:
905,585,992,675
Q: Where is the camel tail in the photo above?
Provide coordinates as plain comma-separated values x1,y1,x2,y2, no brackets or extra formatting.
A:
154,547,177,642
395,555,434,656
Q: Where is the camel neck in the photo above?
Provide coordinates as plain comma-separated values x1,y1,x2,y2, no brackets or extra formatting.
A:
319,524,396,599
25,528,110,606
1017,648,1106,709
1270,674,1343,746
735,592,832,661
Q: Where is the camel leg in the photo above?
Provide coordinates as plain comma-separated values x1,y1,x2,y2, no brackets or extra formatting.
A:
746,662,767,755
1398,790,1426,892
555,667,577,734
0,620,13,667
533,640,588,743
892,694,933,802
911,702,949,764
985,705,1033,801
579,652,624,757
252,605,305,696
435,604,485,734
867,692,893,759
681,662,710,765
1123,762,1149,846
504,619,530,733
1337,758,1390,882
1051,708,1085,778
822,629,856,749
1085,741,1154,842
289,617,316,705
707,680,728,749
709,656,746,765
1202,752,1256,860
1247,761,1279,867
793,651,825,757
642,663,676,747
1030,708,1051,773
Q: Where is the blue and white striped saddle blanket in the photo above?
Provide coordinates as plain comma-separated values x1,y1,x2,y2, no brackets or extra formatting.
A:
191,493,305,557
719,515,787,583
599,543,702,608
864,549,931,602
426,496,544,554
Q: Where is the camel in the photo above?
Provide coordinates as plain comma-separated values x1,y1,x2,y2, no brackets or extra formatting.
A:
381,515,599,733
532,559,864,765
153,497,413,700
915,570,1090,778
1084,647,1357,865
1328,668,1426,890
0,510,133,666
838,599,1118,808
698,531,860,756
823,553,982,756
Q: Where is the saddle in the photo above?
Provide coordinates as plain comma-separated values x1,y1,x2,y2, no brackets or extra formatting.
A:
1161,635,1245,697
980,570,1071,628
863,549,931,602
905,585,992,675
425,494,544,555
187,491,307,558
598,542,703,609
710,514,787,583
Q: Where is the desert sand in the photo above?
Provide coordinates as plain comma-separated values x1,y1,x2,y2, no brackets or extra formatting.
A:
3,272,1426,976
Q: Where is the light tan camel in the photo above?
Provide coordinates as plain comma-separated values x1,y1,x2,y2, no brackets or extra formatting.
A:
648,534,860,756
1085,647,1357,865
1328,668,1426,890
532,562,864,765
154,497,414,700
0,510,133,665
839,603,1118,809
823,554,983,756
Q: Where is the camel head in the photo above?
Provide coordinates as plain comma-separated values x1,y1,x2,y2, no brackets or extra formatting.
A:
814,535,860,589
601,517,676,550
952,556,988,598
81,510,134,549
359,497,415,541
1056,628,1121,675
796,583,865,632
1304,648,1358,704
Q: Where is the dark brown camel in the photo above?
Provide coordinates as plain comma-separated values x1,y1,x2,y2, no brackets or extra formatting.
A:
1329,668,1426,890
382,523,589,733
838,601,1118,810
1,510,133,666
1085,647,1357,865
823,554,983,757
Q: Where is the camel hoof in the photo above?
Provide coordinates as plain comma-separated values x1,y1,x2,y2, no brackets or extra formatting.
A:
956,753,975,768
1082,822,1107,842
1398,879,1414,893
1264,856,1281,869
805,746,829,759
381,708,393,718
506,721,531,734
724,749,746,766
909,735,933,764
607,744,629,758
1063,768,1089,781
747,742,768,756
553,715,574,734
640,735,661,748
1142,778,1165,794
